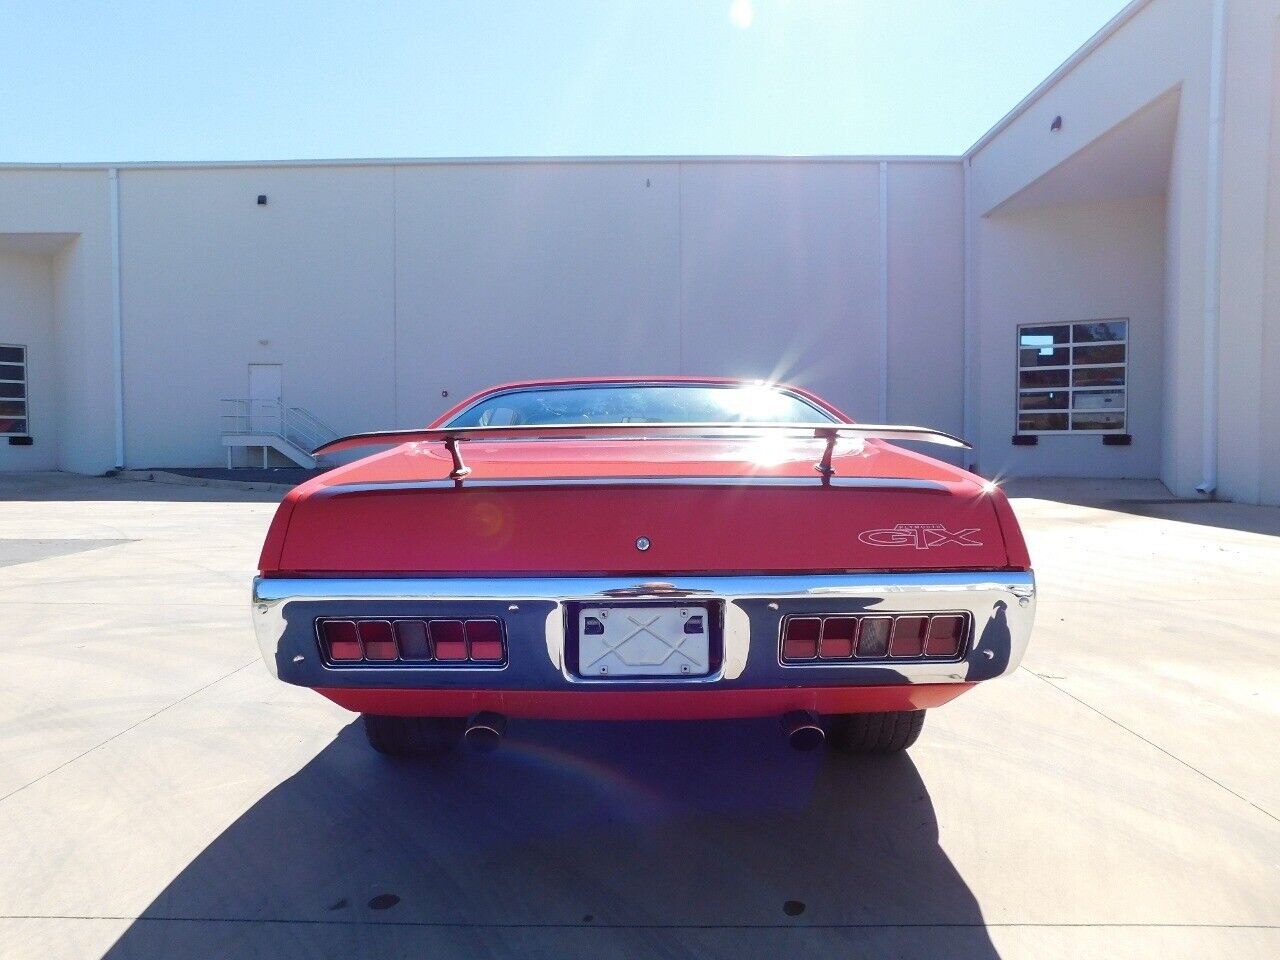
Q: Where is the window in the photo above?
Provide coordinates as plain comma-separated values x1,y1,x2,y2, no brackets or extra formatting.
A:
446,383,836,427
1017,321,1126,433
0,344,27,436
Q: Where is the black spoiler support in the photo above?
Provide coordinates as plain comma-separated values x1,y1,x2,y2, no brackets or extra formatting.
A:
313,423,971,485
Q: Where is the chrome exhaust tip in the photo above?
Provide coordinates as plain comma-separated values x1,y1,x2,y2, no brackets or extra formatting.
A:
782,710,825,751
464,711,506,752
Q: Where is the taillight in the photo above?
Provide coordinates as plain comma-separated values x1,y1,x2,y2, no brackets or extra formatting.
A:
819,616,857,658
430,620,468,660
889,616,928,658
317,618,506,665
321,620,362,660
925,615,965,658
856,617,892,658
781,613,969,664
466,619,505,661
781,617,820,660
359,620,398,660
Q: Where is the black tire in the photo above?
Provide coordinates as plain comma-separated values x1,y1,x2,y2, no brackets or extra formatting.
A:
362,714,466,757
825,710,925,755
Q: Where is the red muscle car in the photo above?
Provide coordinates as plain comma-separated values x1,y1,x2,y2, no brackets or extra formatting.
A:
253,377,1035,757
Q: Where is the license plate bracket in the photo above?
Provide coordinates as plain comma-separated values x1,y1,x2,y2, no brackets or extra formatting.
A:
567,601,722,679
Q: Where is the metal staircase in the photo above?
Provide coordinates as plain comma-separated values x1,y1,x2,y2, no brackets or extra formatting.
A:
220,399,339,469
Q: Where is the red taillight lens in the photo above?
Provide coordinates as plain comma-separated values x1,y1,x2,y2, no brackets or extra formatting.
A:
466,619,505,661
782,617,820,660
358,620,398,660
856,617,892,658
322,620,363,660
819,616,857,658
430,620,468,660
319,617,506,665
394,620,431,660
925,615,965,658
784,613,968,663
890,616,929,657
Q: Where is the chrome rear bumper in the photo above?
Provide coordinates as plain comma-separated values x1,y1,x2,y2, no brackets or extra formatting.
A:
252,571,1035,690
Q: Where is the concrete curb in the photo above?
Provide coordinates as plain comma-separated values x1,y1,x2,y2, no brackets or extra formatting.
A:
116,469,294,493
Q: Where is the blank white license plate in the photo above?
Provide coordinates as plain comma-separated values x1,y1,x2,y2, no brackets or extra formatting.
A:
576,605,711,678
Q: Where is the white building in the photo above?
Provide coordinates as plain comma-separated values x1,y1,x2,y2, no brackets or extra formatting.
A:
2,0,1278,503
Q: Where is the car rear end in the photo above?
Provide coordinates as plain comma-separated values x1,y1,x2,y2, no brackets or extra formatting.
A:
252,434,1035,753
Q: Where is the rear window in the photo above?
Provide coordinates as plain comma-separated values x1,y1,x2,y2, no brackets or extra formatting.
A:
446,384,836,427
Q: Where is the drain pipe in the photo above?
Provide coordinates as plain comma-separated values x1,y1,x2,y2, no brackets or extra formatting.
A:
108,168,125,470
1197,0,1227,497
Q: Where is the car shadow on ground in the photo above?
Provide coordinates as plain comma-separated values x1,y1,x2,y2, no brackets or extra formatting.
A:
102,718,999,959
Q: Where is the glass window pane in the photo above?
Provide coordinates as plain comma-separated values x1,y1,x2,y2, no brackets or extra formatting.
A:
0,401,24,417
447,383,835,427
0,346,23,364
1073,343,1125,365
1020,369,1069,389
1019,326,1070,349
0,382,23,398
1019,413,1068,432
1019,391,1068,411
0,363,24,381
1073,366,1125,388
0,418,25,434
1020,347,1069,368
1073,320,1127,343
1074,389,1124,411
1072,411,1125,431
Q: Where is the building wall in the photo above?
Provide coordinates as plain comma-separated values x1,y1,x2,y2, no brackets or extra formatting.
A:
1217,0,1280,504
119,166,398,467
1263,16,1280,505
0,170,115,475
0,252,56,470
111,158,960,466
976,197,1165,478
887,162,966,463
969,0,1209,494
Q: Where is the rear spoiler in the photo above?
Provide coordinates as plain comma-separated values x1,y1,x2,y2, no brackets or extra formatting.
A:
313,422,970,483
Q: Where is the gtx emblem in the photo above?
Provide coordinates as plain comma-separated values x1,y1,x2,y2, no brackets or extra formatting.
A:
858,523,982,549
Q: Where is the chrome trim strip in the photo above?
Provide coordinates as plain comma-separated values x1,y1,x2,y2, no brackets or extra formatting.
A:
319,476,952,494
253,571,1035,685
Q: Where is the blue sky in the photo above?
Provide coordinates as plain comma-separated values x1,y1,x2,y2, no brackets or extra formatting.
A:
1,1,1130,162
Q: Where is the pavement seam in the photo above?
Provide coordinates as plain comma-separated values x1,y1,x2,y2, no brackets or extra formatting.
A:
2,916,1278,930
0,659,259,806
1023,668,1278,823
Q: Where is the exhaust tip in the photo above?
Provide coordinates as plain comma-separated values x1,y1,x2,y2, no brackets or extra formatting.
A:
782,710,825,752
464,711,506,752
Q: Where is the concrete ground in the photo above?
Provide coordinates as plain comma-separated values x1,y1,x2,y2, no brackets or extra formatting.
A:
0,471,1276,959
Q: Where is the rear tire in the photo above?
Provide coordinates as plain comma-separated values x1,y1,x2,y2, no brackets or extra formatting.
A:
362,714,466,757
825,710,925,754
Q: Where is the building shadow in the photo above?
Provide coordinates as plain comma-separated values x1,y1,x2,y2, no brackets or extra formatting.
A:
101,718,999,959
1002,477,1280,538
0,472,284,504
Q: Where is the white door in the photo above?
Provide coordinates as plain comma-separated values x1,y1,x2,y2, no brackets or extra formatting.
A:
248,364,282,434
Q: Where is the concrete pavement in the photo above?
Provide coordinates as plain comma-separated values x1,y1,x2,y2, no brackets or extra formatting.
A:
0,471,1276,958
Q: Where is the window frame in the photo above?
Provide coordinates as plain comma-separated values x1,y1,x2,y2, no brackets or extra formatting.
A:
1015,320,1127,436
0,343,28,437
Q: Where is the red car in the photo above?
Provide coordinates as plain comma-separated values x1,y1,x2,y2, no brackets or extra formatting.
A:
253,377,1035,757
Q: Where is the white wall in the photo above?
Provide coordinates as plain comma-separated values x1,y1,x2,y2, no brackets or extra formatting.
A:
887,162,966,456
108,158,959,465
0,171,115,474
119,166,397,467
1217,0,1280,504
392,162,681,427
0,252,56,470
976,197,1165,479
